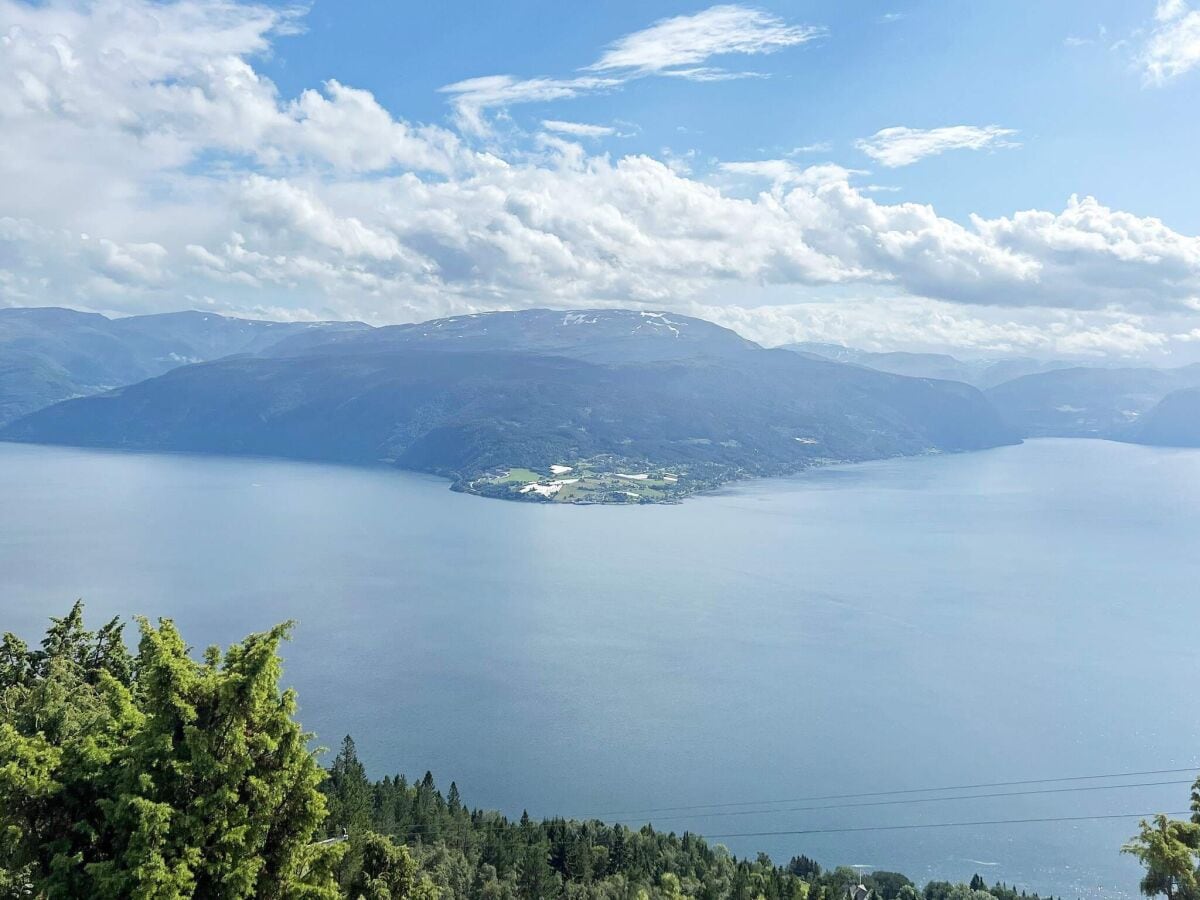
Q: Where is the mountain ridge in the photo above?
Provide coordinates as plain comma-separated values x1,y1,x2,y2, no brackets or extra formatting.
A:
1,308,1019,503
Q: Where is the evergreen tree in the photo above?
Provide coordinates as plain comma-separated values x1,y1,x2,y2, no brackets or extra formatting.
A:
518,841,558,900
346,832,437,900
0,606,342,899
327,735,374,836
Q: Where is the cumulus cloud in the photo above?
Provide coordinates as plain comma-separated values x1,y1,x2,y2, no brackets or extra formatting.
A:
2,0,1200,360
1141,0,1200,84
1,217,170,301
856,125,1020,168
0,0,462,176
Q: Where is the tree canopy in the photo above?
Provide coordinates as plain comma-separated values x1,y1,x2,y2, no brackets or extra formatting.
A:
0,602,342,899
1125,801,1200,900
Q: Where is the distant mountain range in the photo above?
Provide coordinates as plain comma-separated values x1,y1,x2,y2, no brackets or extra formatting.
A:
0,308,1017,502
0,307,363,427
3,307,1198,501
983,365,1200,440
786,340,1200,449
782,342,1075,389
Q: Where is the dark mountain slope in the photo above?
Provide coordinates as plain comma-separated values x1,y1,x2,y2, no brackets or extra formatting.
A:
2,334,1017,498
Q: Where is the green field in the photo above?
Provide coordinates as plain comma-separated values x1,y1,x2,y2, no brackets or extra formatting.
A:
468,459,714,504
498,467,543,484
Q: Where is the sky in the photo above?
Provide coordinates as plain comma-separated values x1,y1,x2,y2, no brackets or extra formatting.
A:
2,0,1200,360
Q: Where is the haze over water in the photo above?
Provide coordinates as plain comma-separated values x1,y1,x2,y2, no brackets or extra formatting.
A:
2,438,1198,899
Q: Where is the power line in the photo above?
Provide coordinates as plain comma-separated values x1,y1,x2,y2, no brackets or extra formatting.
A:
358,807,1195,853
355,780,1191,838
701,811,1194,840
619,779,1194,825
590,767,1200,818
344,764,1199,839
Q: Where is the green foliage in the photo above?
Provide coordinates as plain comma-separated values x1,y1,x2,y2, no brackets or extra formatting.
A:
0,603,343,899
347,833,438,900
336,758,1059,900
1124,813,1200,900
327,736,375,836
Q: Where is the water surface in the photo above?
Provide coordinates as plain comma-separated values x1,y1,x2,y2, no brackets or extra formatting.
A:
2,438,1198,898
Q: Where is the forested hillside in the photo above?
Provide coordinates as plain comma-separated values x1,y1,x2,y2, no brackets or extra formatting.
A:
319,733,1060,900
1,310,1017,502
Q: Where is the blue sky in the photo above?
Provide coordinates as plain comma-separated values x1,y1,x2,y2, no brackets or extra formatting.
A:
2,0,1200,360
258,1,1199,229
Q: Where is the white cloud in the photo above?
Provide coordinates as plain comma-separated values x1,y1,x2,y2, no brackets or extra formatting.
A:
856,125,1020,168
694,299,1177,360
2,0,1200,360
719,159,805,183
585,5,824,75
439,74,620,136
0,0,463,176
787,142,833,155
440,4,823,134
1141,0,1200,84
541,120,618,138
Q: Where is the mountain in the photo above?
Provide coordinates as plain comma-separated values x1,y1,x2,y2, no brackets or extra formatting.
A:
0,307,365,426
1127,388,1200,447
1,309,1018,502
984,365,1200,438
264,308,760,363
782,342,1072,389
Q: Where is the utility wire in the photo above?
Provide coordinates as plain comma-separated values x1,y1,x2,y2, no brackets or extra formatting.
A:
368,809,1194,850
360,780,1192,837
701,811,1194,840
350,765,1199,838
590,767,1200,818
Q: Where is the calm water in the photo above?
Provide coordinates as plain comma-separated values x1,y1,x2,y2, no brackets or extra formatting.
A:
2,438,1199,898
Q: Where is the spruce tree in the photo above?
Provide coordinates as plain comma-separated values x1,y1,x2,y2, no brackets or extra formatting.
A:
326,735,374,836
